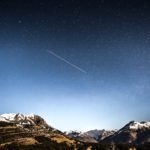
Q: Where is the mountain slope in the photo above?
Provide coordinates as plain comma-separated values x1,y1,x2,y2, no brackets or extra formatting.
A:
103,121,150,144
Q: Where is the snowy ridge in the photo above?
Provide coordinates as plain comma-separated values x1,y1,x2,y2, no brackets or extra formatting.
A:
0,115,9,122
66,130,82,134
128,121,150,130
116,121,150,135
0,113,35,124
0,113,50,129
66,130,82,138
1,113,17,121
119,121,150,132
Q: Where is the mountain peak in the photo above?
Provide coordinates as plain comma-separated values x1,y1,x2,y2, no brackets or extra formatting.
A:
0,113,51,129
103,121,150,144
124,121,150,130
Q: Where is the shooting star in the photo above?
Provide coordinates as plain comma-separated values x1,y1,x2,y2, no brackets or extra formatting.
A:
46,50,87,74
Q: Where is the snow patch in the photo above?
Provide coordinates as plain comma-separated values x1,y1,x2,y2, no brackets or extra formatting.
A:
129,121,150,130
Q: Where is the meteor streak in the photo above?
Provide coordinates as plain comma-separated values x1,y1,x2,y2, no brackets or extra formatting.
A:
46,50,87,74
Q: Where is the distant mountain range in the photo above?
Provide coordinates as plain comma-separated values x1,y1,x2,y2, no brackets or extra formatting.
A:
0,113,150,149
66,121,150,145
66,129,116,143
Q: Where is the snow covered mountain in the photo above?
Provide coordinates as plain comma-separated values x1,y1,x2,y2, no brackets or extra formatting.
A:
103,121,150,144
66,129,116,143
0,113,51,129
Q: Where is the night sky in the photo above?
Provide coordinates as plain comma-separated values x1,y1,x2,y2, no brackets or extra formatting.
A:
0,0,150,131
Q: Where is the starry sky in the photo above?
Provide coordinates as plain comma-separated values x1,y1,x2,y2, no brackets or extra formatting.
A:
0,0,150,131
